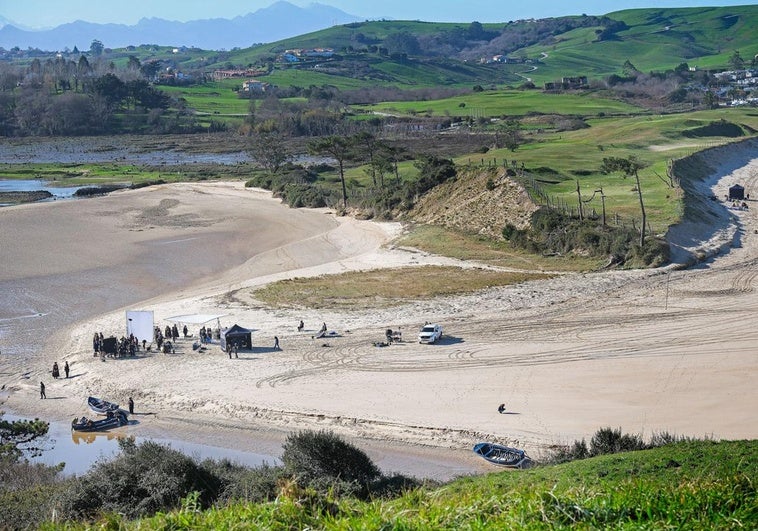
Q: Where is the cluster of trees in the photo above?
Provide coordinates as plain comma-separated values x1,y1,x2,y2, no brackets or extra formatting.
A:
0,54,197,136
247,123,458,215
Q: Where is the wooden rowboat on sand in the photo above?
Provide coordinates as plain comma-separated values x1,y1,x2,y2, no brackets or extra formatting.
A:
473,442,531,468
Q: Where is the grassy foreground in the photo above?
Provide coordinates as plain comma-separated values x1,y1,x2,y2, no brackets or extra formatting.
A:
51,440,755,529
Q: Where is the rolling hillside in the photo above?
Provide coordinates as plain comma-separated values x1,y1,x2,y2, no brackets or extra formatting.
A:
211,5,757,89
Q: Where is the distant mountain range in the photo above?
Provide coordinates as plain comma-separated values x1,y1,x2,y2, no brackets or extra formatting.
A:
0,1,362,51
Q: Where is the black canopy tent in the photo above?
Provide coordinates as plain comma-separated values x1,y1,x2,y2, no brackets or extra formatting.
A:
220,324,254,351
729,184,745,200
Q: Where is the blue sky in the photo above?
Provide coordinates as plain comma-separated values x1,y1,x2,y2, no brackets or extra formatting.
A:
1,0,755,28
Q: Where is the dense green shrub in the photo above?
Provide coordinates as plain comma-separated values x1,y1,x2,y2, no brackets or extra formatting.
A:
282,183,330,208
0,459,64,530
130,179,167,190
412,155,457,196
502,223,518,240
201,460,287,504
369,473,427,499
547,426,701,464
282,430,380,498
73,184,128,196
682,119,744,138
590,427,645,456
246,165,335,208
504,206,668,266
55,439,222,520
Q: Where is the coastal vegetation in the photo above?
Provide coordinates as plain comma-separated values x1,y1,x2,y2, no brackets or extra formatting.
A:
251,266,554,309
1,420,752,529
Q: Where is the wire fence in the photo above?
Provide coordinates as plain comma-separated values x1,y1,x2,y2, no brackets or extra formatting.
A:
460,157,644,230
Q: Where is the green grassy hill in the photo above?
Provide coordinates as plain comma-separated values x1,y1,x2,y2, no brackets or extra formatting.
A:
67,440,756,529
524,6,758,83
206,6,757,89
104,6,756,91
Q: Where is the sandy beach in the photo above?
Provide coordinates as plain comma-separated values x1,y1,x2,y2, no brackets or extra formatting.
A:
1,143,757,478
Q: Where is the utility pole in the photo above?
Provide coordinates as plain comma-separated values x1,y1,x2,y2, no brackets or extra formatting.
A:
595,187,606,226
576,180,583,220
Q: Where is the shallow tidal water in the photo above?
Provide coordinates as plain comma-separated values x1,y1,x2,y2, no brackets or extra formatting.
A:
6,414,278,476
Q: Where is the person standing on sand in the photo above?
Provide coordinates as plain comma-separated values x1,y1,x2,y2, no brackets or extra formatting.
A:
64,360,70,378
274,336,280,350
298,320,304,332
128,397,134,414
40,381,46,399
52,362,59,379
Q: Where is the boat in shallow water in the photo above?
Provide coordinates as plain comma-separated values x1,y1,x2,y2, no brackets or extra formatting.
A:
72,411,128,432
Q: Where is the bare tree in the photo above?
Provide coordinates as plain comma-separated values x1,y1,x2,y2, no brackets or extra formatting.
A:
601,155,648,246
307,135,353,209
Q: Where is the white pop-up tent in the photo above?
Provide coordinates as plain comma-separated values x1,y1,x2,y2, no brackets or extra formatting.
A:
164,314,227,326
126,310,154,343
164,314,227,338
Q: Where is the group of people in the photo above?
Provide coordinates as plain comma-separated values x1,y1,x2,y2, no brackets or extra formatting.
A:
198,326,215,344
92,332,143,358
51,361,70,379
40,360,70,399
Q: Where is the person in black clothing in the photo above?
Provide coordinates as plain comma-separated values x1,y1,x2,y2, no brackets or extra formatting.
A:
497,403,506,414
40,381,46,399
274,336,280,350
64,360,70,378
128,397,134,414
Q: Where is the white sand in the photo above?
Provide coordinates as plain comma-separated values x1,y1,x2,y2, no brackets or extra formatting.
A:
2,145,757,474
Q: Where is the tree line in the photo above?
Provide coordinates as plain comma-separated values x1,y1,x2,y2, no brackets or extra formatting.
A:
0,54,197,136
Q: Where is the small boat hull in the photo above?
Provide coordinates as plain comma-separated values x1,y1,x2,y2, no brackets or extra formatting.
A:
473,442,530,468
88,396,120,415
72,411,128,432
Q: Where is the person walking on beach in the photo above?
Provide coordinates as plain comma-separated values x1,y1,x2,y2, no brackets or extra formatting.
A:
52,362,59,379
128,397,134,414
183,325,188,338
64,361,70,378
40,381,46,399
298,320,304,332
274,336,280,350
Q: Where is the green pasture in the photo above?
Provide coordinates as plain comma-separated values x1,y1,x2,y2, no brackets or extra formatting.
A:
159,82,250,115
524,5,758,82
263,68,377,90
459,108,758,232
352,89,644,119
0,162,250,186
